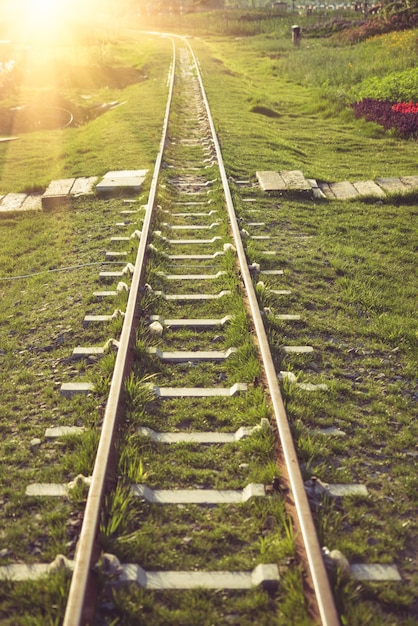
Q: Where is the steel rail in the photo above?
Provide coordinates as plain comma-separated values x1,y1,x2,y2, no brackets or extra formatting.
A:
186,39,341,626
62,37,177,626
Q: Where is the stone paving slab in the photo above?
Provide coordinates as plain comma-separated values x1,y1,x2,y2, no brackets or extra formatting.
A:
353,180,386,197
0,193,28,212
96,176,147,193
130,483,265,503
42,178,75,208
96,170,148,195
317,183,335,199
400,175,418,188
258,171,418,200
21,195,42,211
104,169,149,179
280,170,312,193
328,181,359,199
71,176,98,196
256,171,286,192
375,177,408,193
118,563,280,590
307,178,327,199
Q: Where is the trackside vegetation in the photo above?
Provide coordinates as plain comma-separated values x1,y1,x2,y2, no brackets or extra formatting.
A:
0,9,416,625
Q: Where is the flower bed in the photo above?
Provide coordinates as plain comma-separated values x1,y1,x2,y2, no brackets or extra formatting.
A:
352,98,418,138
392,101,418,114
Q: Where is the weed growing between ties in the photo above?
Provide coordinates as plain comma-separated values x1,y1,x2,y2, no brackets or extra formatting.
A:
0,569,72,625
95,133,313,619
101,581,310,626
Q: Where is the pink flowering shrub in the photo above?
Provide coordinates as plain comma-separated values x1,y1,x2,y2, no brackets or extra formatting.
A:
392,101,418,114
352,98,418,138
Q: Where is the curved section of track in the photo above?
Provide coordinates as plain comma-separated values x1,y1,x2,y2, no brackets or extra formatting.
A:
63,35,339,625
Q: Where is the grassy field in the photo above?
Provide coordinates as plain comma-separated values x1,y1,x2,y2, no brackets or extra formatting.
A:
0,11,417,625
0,34,171,193
191,19,417,626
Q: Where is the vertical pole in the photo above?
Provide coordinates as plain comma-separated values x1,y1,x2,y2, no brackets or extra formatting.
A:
292,24,301,46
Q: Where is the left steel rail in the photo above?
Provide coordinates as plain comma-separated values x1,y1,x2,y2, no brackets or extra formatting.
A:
62,36,176,626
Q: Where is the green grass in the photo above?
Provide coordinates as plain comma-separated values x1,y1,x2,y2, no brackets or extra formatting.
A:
196,36,417,180
183,24,417,624
0,33,171,193
229,191,417,623
0,14,417,626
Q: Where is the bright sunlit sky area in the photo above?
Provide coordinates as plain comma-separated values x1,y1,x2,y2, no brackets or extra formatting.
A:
2,0,110,44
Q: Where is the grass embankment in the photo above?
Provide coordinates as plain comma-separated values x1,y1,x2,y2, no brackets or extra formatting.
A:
192,23,417,626
192,29,418,180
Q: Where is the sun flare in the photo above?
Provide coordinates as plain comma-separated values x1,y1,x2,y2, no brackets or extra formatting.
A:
21,0,68,27
10,0,101,45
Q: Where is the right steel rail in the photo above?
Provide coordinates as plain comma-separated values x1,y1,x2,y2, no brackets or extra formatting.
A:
187,39,341,626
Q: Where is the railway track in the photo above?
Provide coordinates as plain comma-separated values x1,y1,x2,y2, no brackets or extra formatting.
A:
1,37,340,625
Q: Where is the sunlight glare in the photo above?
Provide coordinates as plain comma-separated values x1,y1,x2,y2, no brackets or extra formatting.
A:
15,0,94,44
23,0,66,26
